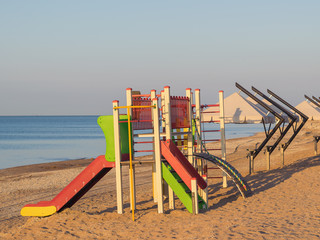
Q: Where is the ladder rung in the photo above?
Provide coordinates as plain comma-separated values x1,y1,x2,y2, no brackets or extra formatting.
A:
202,104,219,108
202,111,220,114
201,139,220,142
201,120,220,123
201,130,220,133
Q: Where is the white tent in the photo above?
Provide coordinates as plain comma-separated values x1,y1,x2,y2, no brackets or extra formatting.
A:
246,97,289,123
202,92,274,124
295,101,320,120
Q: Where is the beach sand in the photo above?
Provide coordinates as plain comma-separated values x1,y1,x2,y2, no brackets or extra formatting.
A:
1,121,320,239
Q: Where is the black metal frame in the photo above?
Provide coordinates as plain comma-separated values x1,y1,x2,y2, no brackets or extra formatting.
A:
251,86,297,155
235,83,284,159
312,96,320,104
267,89,309,151
305,95,320,108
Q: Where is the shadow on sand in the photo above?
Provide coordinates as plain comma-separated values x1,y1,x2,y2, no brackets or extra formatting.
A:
207,154,320,210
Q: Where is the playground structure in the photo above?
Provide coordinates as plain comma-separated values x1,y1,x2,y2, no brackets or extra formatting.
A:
21,86,251,219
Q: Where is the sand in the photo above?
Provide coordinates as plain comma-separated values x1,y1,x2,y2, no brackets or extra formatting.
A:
1,121,320,239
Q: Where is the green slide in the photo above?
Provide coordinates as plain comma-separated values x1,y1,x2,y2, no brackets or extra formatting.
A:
162,162,207,213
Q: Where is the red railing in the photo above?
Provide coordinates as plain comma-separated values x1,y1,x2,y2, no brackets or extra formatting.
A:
132,97,153,130
170,96,190,129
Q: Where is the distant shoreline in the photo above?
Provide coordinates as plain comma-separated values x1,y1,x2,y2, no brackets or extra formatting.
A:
0,114,102,117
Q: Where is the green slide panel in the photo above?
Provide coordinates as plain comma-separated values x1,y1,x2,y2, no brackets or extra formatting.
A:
97,115,132,162
162,162,207,213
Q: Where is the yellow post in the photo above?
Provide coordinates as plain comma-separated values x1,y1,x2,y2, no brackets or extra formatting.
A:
126,108,135,221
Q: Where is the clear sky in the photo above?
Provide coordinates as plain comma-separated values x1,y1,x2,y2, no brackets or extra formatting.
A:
1,1,319,115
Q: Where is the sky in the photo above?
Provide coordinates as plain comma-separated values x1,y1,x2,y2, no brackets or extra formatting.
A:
1,1,319,115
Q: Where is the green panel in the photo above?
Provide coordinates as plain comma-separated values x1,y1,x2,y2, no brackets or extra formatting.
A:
97,115,132,162
163,163,207,213
162,162,193,213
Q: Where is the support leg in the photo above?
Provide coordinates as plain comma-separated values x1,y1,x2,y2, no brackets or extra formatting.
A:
280,144,285,166
314,136,319,156
191,178,199,215
266,146,271,171
168,187,175,210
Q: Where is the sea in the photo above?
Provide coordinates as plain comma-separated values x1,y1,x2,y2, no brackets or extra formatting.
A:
0,116,265,169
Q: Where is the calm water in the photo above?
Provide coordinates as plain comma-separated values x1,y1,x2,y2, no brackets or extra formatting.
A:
0,116,105,169
0,116,265,169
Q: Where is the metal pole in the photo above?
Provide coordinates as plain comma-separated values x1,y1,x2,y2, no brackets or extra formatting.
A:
126,88,136,212
126,107,135,221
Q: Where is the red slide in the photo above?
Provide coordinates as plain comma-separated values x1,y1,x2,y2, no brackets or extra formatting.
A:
21,155,115,217
161,140,207,190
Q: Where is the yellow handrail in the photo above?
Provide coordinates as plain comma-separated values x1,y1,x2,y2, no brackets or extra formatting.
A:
113,104,156,221
113,105,155,109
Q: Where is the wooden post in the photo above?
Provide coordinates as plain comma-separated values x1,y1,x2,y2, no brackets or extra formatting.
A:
266,146,271,171
152,97,164,213
195,89,205,199
161,90,169,199
247,150,254,175
191,178,199,215
314,136,319,156
150,90,157,203
126,88,136,211
219,91,228,188
280,144,285,166
126,88,133,115
164,86,175,210
195,89,203,175
113,100,123,214
202,175,208,208
186,88,194,166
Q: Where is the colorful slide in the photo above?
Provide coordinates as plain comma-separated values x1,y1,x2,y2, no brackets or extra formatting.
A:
161,140,207,190
21,155,115,217
160,140,207,213
194,152,252,198
21,115,128,217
